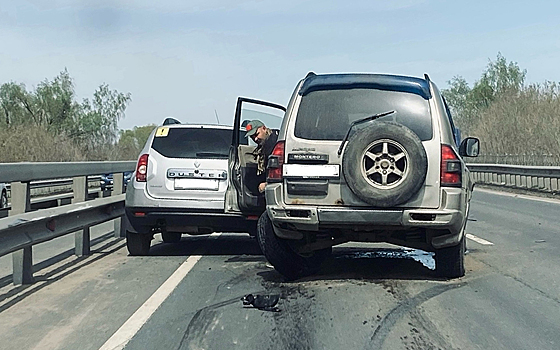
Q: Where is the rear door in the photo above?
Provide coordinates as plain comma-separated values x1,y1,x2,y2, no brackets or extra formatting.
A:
225,97,285,215
146,126,238,202
284,87,441,208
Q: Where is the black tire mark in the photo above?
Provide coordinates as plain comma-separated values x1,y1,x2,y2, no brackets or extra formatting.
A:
366,282,466,349
268,285,316,350
176,292,265,350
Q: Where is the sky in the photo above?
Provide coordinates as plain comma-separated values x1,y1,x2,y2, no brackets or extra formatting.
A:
1,0,559,130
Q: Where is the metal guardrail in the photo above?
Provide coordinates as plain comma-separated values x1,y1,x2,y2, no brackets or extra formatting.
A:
467,164,560,193
0,161,136,285
1,177,105,214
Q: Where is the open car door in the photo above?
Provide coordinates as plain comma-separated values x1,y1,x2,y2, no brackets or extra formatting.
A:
225,97,286,216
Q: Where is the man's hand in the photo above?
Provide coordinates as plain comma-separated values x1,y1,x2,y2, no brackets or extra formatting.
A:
258,182,266,193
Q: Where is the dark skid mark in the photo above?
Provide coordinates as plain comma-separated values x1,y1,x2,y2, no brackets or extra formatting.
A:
176,292,266,350
269,285,316,350
365,282,466,349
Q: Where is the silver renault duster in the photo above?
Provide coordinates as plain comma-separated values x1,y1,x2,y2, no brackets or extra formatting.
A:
125,121,256,256
226,73,480,280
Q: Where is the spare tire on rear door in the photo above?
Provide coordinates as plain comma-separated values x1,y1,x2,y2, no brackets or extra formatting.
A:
342,121,428,207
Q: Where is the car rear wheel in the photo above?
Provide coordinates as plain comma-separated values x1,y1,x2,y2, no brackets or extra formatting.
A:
162,231,182,243
126,232,152,256
257,212,330,280
1,191,7,209
342,121,427,207
435,234,465,278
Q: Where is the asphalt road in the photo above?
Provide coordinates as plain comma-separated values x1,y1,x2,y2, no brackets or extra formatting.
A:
0,188,559,350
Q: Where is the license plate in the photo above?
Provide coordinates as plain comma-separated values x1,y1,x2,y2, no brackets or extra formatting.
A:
283,164,340,178
174,178,219,190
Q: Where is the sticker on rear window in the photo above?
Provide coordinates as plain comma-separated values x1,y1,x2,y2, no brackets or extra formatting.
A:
155,127,169,137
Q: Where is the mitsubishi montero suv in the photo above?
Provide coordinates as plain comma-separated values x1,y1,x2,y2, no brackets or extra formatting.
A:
226,73,480,280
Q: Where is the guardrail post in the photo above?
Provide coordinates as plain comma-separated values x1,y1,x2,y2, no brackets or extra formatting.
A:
9,181,30,216
113,173,126,238
13,248,33,285
75,225,91,256
544,177,551,191
73,176,90,257
10,181,34,284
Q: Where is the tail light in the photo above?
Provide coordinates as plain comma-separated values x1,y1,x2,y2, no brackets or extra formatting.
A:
267,141,285,182
441,145,461,187
136,154,149,182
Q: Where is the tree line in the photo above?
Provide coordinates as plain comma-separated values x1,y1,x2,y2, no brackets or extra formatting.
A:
0,69,154,162
2,57,559,164
443,53,560,164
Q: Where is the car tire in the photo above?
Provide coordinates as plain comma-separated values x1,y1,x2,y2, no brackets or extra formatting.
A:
126,232,152,256
257,212,331,280
435,234,465,278
162,232,182,243
1,191,7,209
342,121,428,207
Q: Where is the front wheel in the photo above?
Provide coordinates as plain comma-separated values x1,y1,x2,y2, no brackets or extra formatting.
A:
435,235,465,278
126,232,152,256
257,212,331,280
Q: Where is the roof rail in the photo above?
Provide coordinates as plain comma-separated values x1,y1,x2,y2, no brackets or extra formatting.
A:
305,71,316,79
163,117,181,125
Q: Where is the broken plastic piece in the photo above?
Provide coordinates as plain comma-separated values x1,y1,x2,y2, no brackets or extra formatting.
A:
242,294,281,312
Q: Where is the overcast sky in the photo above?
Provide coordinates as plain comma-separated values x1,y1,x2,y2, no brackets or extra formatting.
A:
1,0,559,130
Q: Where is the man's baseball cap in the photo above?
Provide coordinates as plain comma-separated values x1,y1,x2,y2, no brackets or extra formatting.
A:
244,120,264,138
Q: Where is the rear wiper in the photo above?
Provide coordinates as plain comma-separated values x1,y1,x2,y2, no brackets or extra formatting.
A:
337,110,395,155
196,152,229,157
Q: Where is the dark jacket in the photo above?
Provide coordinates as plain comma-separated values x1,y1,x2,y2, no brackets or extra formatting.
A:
253,129,279,176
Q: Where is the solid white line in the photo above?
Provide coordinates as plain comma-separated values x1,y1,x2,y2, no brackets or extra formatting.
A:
99,233,221,350
466,233,494,246
475,187,560,205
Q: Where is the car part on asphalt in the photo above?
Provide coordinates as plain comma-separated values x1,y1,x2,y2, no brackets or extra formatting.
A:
242,293,281,312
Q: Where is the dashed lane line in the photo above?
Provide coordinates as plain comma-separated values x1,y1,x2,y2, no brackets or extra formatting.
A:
466,233,494,246
99,233,221,350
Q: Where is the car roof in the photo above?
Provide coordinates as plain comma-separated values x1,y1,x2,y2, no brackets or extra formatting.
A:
299,73,432,100
158,123,234,130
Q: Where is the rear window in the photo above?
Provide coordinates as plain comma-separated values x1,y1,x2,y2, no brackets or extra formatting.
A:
151,128,247,159
294,89,432,141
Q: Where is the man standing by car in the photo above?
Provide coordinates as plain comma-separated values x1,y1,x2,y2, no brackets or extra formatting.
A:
245,120,279,193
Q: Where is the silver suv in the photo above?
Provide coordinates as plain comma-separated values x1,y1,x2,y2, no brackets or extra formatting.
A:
125,122,254,255
226,73,480,279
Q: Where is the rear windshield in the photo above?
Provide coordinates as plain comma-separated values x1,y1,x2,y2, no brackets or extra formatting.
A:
151,128,247,159
294,89,432,141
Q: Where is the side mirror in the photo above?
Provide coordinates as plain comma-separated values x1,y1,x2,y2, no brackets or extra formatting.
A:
459,137,480,157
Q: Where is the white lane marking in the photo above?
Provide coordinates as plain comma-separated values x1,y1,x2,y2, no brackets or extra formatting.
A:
475,187,560,205
466,233,494,246
99,233,221,350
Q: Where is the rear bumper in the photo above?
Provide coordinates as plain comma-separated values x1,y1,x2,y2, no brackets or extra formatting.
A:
265,187,467,250
125,207,254,234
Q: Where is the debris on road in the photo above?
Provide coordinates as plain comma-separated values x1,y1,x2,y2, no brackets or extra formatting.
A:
242,294,281,312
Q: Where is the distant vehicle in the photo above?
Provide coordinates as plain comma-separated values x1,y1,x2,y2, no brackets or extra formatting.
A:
227,72,480,280
124,121,254,256
100,172,133,192
0,183,7,209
